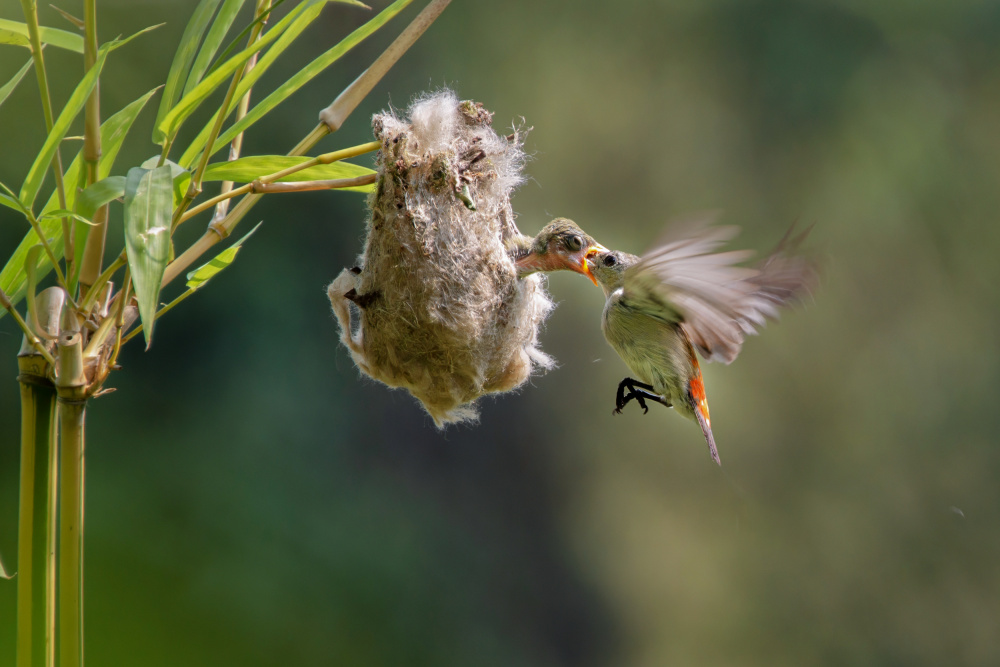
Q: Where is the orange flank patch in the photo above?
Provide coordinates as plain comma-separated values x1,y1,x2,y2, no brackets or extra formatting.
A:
688,367,711,427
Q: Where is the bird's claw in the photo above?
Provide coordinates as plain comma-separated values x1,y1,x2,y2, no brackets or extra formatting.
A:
613,377,669,415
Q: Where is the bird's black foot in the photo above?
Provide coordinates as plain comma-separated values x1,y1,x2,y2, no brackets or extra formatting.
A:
614,378,670,415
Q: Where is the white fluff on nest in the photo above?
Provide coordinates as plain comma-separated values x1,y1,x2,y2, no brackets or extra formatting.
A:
328,91,554,426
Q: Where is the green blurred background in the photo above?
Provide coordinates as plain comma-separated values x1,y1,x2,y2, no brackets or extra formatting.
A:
2,0,1000,664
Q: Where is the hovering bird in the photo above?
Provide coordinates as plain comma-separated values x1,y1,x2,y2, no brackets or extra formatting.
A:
507,218,608,284
586,219,818,465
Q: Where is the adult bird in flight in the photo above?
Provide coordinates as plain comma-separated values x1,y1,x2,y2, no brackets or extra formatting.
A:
586,218,818,465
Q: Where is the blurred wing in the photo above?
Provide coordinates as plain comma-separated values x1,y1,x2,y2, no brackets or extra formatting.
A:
623,222,817,364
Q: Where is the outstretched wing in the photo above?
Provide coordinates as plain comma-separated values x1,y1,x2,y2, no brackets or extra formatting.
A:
623,220,817,364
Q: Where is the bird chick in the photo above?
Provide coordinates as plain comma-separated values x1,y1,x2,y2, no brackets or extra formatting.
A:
587,220,818,465
507,218,608,285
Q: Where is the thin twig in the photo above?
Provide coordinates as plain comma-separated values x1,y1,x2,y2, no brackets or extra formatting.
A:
177,141,380,224
250,174,376,193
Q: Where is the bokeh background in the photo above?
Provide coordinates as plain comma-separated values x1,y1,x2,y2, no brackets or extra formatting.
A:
2,0,1000,664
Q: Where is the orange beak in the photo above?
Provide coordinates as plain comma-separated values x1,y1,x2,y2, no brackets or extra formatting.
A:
578,244,608,286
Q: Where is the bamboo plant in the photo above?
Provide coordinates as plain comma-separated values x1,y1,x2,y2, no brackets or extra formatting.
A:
0,0,451,664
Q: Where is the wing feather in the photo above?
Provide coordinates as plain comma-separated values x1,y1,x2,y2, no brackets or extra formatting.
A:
621,220,817,364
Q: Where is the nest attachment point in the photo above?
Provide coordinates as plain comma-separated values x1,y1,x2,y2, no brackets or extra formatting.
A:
328,91,554,426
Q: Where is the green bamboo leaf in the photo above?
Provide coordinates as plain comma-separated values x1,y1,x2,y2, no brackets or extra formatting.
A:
152,0,224,140
0,88,158,320
203,155,374,183
186,221,261,289
126,221,261,343
19,54,108,210
139,157,188,181
24,245,43,334
155,0,323,145
0,180,29,215
225,0,368,111
207,0,286,74
39,209,97,226
183,0,247,97
124,166,173,348
198,0,412,165
0,57,33,108
50,6,86,30
75,176,126,219
0,192,23,213
0,18,84,53
19,26,158,210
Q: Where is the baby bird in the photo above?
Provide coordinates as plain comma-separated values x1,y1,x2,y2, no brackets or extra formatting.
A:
587,219,817,465
507,218,608,284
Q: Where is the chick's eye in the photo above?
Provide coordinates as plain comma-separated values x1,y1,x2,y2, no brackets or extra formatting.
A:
603,254,617,267
565,235,583,251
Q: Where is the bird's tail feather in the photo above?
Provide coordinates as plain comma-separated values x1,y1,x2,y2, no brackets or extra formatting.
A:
693,403,721,466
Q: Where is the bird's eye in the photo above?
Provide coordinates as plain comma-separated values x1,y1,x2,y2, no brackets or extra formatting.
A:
565,235,583,252
603,254,617,267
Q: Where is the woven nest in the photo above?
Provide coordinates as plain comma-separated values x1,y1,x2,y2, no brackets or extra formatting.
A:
328,92,554,426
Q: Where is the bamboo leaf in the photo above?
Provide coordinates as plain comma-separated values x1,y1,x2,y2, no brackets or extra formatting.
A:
199,0,412,164
0,57,33,108
188,0,373,166
225,0,355,111
19,27,158,210
123,166,173,348
0,89,158,320
71,87,162,279
208,0,286,73
186,221,261,289
207,156,374,182
155,0,323,145
153,0,224,140
0,181,30,215
125,221,262,344
183,0,246,97
19,52,108,211
0,18,84,52
39,209,97,227
75,176,126,220
0,192,24,213
50,5,87,30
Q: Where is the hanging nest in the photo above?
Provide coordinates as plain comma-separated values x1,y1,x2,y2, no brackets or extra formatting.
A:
328,91,554,426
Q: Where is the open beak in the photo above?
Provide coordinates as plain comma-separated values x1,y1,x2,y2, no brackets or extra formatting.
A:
578,244,608,286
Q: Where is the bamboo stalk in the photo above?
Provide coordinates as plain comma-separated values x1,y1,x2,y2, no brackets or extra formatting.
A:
319,0,452,132
16,288,63,667
55,306,87,667
16,364,57,667
1,288,57,367
77,0,105,294
56,400,85,667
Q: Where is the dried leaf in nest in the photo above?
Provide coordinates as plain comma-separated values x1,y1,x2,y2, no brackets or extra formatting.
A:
328,91,554,426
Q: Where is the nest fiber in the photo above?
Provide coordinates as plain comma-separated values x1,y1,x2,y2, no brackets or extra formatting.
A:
328,92,554,426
